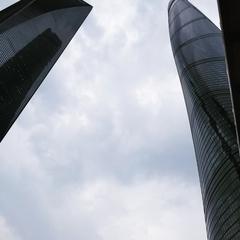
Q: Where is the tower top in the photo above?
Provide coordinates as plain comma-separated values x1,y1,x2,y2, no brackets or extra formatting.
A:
168,0,188,12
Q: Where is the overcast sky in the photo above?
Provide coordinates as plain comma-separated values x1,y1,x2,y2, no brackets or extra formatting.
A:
0,0,219,239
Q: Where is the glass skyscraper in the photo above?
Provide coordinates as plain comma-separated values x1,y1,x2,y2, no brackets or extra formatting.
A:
169,0,240,239
0,0,92,141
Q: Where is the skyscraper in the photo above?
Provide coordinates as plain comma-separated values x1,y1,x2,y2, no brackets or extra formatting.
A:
169,0,240,239
0,0,92,142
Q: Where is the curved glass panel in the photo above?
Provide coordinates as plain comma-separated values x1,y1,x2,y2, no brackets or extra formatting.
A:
169,0,240,239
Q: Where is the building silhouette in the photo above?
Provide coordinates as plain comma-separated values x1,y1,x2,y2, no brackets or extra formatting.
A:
217,0,240,150
0,0,92,141
169,0,240,239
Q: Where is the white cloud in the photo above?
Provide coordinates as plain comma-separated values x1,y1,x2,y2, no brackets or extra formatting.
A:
0,217,20,240
0,0,17,10
191,0,220,27
0,0,219,239
43,178,207,240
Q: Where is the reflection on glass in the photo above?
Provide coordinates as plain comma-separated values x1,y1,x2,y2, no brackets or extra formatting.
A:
169,0,240,239
0,0,92,141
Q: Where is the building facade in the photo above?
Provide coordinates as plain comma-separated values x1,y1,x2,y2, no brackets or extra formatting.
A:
169,0,240,239
0,0,92,141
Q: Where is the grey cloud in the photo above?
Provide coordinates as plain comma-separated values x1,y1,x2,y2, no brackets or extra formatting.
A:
14,0,198,184
0,0,218,239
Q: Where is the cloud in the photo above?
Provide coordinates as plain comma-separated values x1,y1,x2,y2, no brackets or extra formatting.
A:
0,216,20,240
47,178,206,240
0,0,16,10
0,0,219,239
9,0,197,183
0,163,207,240
191,0,220,27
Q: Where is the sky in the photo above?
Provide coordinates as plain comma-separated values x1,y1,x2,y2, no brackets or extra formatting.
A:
0,0,219,239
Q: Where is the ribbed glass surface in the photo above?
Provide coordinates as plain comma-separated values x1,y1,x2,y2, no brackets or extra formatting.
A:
169,1,240,239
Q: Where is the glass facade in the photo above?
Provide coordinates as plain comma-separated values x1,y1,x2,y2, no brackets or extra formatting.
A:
169,0,240,239
0,0,92,141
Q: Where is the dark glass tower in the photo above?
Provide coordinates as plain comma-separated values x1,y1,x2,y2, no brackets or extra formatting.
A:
169,0,240,239
0,0,92,141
